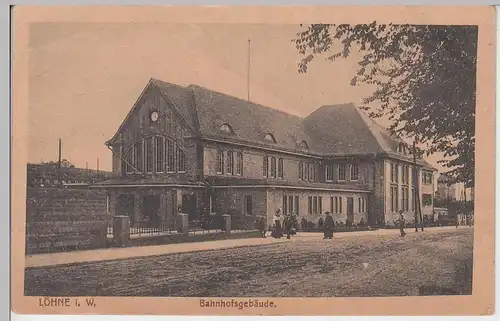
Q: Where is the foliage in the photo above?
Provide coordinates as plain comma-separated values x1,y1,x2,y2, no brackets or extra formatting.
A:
294,23,477,187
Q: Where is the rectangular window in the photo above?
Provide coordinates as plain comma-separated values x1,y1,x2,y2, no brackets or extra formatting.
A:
330,197,334,213
358,198,362,213
155,136,164,173
289,196,294,214
390,186,399,212
313,196,318,214
390,186,394,212
326,164,334,182
304,163,310,181
263,156,269,177
216,149,224,174
335,197,338,213
405,187,409,211
318,196,322,214
226,151,234,175
298,162,303,180
245,195,253,215
338,164,346,181
177,147,186,172
236,152,243,175
270,157,277,178
350,164,359,181
282,195,287,214
339,197,343,214
308,196,313,214
423,194,433,206
278,158,284,179
295,196,299,215
309,164,315,182
145,137,153,173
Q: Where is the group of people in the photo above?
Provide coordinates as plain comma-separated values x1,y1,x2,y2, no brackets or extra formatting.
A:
257,209,337,240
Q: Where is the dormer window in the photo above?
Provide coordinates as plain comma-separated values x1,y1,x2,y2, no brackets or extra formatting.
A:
219,123,234,134
397,142,407,155
264,133,277,143
300,140,309,149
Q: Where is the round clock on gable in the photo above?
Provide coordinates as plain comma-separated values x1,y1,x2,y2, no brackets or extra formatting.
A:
150,111,159,122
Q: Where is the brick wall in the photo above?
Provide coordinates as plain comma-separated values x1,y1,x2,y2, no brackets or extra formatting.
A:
26,188,110,254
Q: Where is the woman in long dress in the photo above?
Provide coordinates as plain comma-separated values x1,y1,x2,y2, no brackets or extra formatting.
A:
271,209,283,239
323,212,334,239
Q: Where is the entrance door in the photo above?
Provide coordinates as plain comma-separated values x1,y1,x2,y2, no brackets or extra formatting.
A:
142,195,160,227
347,197,354,224
182,194,197,221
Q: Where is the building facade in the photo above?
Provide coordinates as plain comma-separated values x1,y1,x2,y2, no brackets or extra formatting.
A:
95,78,437,228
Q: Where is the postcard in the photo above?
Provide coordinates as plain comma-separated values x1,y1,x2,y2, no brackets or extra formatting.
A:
11,5,495,316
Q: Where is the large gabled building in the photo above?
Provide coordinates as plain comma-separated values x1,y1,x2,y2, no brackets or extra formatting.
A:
95,78,437,228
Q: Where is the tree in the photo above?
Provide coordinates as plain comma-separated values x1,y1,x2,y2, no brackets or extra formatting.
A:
294,23,477,187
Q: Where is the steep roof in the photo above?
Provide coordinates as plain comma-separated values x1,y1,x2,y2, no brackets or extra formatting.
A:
107,78,437,170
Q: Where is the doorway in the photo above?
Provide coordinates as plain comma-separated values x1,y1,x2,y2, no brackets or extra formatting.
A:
142,195,161,227
182,194,197,221
347,197,354,225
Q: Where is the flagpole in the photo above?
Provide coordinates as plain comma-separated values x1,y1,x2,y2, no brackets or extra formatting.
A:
247,38,251,101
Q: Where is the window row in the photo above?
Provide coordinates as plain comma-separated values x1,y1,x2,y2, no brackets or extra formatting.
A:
124,136,186,174
282,195,300,215
308,196,323,215
391,185,418,212
263,156,284,179
216,149,243,176
329,196,343,214
422,172,433,185
298,162,318,181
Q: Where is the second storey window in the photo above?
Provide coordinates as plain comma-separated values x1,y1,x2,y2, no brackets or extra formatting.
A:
226,151,234,175
278,158,284,179
326,164,333,182
350,164,359,181
304,163,310,181
298,161,303,180
176,146,186,173
270,157,277,178
309,163,315,182
216,149,224,174
338,164,347,181
263,156,269,177
236,152,243,175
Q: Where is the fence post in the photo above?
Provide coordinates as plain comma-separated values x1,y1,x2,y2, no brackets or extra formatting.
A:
177,213,189,235
113,215,130,247
222,214,231,235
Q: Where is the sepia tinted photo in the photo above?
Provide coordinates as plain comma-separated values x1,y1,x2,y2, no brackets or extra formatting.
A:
11,6,495,316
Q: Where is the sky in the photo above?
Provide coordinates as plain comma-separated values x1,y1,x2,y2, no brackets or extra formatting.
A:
28,22,444,172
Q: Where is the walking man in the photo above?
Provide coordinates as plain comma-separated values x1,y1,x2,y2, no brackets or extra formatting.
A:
398,211,406,237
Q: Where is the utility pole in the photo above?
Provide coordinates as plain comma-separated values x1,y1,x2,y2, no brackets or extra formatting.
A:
413,140,419,232
58,138,62,168
247,38,251,101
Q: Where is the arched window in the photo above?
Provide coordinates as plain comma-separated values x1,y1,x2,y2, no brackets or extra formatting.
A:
167,140,175,173
264,133,277,143
270,157,277,178
145,137,154,173
155,136,165,173
236,152,243,175
220,123,234,134
216,149,224,174
226,150,234,175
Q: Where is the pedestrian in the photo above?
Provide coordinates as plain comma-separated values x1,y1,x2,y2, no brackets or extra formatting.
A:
323,212,334,239
398,211,406,237
271,209,283,239
283,214,294,239
257,215,267,238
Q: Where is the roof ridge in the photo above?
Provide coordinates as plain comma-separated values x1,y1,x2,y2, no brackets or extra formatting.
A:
188,84,304,120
